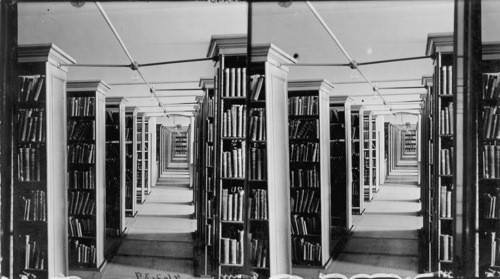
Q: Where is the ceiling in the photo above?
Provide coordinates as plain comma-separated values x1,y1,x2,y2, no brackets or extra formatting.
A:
18,1,500,119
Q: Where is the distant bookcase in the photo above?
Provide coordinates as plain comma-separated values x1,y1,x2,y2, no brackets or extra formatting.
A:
144,115,150,195
197,77,217,277
330,95,354,233
404,130,417,154
287,80,331,268
350,105,365,215
477,43,500,276
105,97,128,235
66,81,108,270
426,33,454,273
125,107,138,217
421,75,435,272
207,34,296,279
363,112,375,201
13,44,75,279
136,112,146,204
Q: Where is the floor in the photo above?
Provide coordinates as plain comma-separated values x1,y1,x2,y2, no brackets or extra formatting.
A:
70,168,197,279
324,158,422,278
71,158,421,279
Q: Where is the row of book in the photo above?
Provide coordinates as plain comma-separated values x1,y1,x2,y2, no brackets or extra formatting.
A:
249,146,266,180
206,199,213,217
223,68,247,98
68,143,95,164
440,65,453,95
249,74,265,101
440,148,453,175
439,186,452,218
482,73,500,99
206,175,214,192
20,190,46,222
68,170,96,190
69,191,96,216
440,103,454,135
68,97,95,117
289,96,319,116
482,144,500,179
205,145,214,167
69,240,96,265
17,146,42,182
222,104,247,138
68,217,95,237
483,193,500,218
249,108,266,141
68,120,95,141
208,97,215,117
291,237,322,263
249,189,268,220
221,188,244,221
291,215,320,235
105,110,119,124
207,121,214,142
291,190,320,214
249,238,268,268
290,143,320,162
18,75,45,103
17,109,45,142
205,224,213,246
490,233,500,266
289,119,318,139
440,234,454,261
482,106,500,139
222,143,246,178
330,108,345,123
290,167,319,188
20,234,46,270
220,230,244,265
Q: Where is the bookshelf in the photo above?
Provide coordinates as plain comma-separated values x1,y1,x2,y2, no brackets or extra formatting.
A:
197,77,217,277
105,97,127,236
125,107,138,217
66,81,107,270
13,44,75,279
144,115,151,195
329,95,354,240
363,112,376,200
404,130,417,154
287,80,332,268
421,75,435,272
476,43,500,276
350,105,365,215
207,34,296,279
426,32,454,273
136,112,146,204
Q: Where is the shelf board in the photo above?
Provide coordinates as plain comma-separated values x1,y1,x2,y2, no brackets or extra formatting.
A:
439,174,453,178
291,233,321,237
438,94,453,98
289,115,319,119
290,138,319,142
221,177,245,181
440,217,453,221
249,219,268,222
439,134,454,137
221,137,245,140
69,235,96,240
220,263,244,267
220,220,244,224
221,97,246,100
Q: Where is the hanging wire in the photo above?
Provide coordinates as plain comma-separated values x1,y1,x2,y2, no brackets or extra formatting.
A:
305,1,393,111
139,57,216,67
95,2,166,115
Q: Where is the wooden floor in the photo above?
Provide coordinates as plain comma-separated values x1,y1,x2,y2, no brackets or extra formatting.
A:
69,168,197,279
294,158,421,279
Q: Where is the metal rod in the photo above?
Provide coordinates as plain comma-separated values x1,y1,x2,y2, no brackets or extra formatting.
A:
95,2,165,113
357,56,431,66
156,88,204,91
306,1,392,110
305,1,355,63
109,80,198,86
61,63,130,68
282,63,349,67
378,86,426,90
139,57,215,67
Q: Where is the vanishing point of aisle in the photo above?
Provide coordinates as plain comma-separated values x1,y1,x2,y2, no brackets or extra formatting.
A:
326,160,422,278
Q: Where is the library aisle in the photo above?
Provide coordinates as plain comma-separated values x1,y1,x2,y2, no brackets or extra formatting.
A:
86,168,197,279
325,164,422,278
